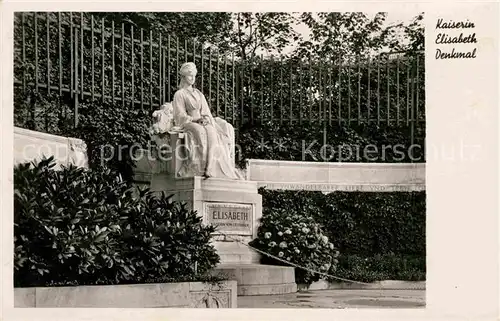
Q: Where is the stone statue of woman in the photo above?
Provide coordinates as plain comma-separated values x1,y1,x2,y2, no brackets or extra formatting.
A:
172,62,243,180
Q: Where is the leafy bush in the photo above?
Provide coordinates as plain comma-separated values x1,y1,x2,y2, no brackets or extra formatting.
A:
250,207,340,285
335,254,425,283
14,157,220,288
258,188,425,282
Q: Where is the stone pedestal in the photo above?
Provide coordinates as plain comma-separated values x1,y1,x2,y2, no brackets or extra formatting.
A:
148,130,296,296
150,175,262,265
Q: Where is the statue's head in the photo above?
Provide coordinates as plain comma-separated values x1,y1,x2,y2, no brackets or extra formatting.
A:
179,62,197,87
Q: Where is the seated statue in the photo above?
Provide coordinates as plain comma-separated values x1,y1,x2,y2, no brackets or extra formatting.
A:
150,62,242,180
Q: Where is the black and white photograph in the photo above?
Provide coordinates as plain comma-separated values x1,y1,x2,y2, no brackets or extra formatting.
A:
11,11,426,309
1,2,498,321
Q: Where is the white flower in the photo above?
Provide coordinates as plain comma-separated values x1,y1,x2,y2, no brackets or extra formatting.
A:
279,241,287,248
269,241,277,248
286,257,291,261
301,227,310,234
329,243,335,250
278,252,284,257
321,235,329,244
264,232,272,239
277,231,283,236
285,229,292,235
295,248,300,254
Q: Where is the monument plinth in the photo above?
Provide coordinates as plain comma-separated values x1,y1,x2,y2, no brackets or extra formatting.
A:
150,175,262,265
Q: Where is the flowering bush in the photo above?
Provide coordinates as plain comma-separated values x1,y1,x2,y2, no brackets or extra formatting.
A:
249,208,339,285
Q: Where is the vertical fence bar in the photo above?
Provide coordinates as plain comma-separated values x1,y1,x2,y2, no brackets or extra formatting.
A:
289,60,293,124
184,39,187,62
225,55,228,119
270,57,274,122
91,16,94,102
250,60,254,124
338,57,342,126
22,13,26,97
121,23,125,107
328,65,332,125
70,13,73,99
347,62,351,124
308,61,312,122
101,18,105,104
260,54,264,123
357,57,361,124
298,61,302,124
396,55,400,125
46,12,50,95
192,39,196,64
386,57,390,125
159,34,162,105
232,52,235,124
416,55,420,123
367,57,371,123
131,26,134,107
80,13,83,100
112,21,115,104
34,13,38,93
240,62,244,124
140,29,144,109
176,37,179,89
216,49,220,116
411,60,416,150
280,57,283,124
201,43,204,91
167,35,171,100
318,62,322,122
58,13,62,96
209,46,212,108
377,56,380,125
162,38,165,103
74,28,79,127
406,59,410,125
149,30,153,109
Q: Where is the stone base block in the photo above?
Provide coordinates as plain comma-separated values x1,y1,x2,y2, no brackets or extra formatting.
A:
214,264,297,296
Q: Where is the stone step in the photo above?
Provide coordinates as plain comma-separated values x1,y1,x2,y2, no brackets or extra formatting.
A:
214,264,297,296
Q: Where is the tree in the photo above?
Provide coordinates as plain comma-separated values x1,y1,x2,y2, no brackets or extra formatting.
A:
89,12,233,45
294,12,390,62
227,12,301,60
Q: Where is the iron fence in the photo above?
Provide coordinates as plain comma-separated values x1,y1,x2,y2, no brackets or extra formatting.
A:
13,12,425,141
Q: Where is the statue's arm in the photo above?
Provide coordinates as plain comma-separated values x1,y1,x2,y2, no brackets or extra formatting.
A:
172,91,193,126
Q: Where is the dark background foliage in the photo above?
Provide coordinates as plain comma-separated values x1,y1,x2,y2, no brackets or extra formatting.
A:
259,188,426,281
14,157,220,287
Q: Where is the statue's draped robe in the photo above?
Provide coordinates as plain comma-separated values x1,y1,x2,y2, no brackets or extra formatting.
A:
172,87,242,179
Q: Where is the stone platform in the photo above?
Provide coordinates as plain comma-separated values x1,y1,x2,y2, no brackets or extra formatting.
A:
214,264,297,296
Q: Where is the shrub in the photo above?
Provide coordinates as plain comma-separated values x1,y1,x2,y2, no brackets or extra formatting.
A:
14,157,220,287
250,208,339,285
64,102,152,183
236,121,426,168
